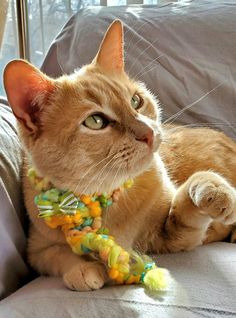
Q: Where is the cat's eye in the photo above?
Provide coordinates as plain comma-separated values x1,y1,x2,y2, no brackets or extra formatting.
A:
131,94,143,110
83,114,108,130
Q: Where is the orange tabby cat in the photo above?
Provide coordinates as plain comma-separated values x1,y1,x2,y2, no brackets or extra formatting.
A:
4,20,236,291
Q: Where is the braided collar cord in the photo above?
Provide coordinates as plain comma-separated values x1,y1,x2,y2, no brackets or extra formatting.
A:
28,168,168,290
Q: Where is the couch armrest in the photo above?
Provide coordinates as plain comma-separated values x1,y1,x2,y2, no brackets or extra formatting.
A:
0,99,30,299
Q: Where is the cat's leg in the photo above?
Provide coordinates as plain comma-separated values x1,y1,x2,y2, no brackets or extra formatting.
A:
161,171,236,252
204,221,233,244
28,226,108,291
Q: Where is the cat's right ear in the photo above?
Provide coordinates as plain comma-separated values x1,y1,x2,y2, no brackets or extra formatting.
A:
4,60,54,133
93,20,124,74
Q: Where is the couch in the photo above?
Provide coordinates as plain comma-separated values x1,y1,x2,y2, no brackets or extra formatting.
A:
0,1,236,317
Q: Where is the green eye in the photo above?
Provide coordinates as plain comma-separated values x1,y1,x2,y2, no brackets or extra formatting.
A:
83,114,108,130
131,94,143,110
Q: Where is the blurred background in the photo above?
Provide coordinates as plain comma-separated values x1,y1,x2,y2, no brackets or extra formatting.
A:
0,0,168,96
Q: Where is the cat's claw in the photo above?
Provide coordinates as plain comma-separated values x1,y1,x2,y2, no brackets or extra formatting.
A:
63,262,107,291
188,172,236,224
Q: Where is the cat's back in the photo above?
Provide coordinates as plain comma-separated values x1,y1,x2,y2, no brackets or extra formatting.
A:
159,126,236,186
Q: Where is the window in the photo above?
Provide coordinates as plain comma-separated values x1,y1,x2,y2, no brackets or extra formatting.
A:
0,0,170,96
0,0,19,96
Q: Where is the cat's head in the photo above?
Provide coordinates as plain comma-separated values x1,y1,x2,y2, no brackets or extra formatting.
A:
4,20,162,194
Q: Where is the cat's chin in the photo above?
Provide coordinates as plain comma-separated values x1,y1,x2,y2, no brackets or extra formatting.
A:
45,152,155,195
127,150,155,176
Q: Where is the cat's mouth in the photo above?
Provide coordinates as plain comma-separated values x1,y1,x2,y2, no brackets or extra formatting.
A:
78,139,158,194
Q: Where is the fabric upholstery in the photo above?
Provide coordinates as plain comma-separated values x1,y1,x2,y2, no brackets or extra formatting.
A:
0,99,29,299
0,243,235,318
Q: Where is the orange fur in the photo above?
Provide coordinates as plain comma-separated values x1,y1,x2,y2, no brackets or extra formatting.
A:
4,20,236,291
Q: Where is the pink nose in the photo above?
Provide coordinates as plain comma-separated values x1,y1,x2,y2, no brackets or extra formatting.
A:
136,129,154,148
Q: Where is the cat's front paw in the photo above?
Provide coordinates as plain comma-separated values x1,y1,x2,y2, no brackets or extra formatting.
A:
63,262,107,291
188,172,236,224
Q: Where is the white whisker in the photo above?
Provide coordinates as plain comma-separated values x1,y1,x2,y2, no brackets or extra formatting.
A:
125,20,154,53
81,153,123,195
128,38,159,75
163,81,226,125
164,122,236,134
73,151,118,194
134,54,164,80
102,164,127,229
108,163,123,194
96,157,123,194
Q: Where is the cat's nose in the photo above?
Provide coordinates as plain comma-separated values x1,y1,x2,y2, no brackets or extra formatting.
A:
135,128,154,148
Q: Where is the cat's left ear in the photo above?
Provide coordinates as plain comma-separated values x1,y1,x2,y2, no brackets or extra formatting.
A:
94,20,124,74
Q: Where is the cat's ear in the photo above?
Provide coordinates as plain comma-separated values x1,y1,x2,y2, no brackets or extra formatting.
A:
94,20,124,74
4,60,54,133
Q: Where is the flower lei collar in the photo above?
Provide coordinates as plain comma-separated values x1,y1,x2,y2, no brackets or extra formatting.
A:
27,168,168,290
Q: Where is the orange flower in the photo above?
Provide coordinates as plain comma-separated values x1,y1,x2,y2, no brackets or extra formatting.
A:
80,195,91,204
90,207,102,217
108,268,119,279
